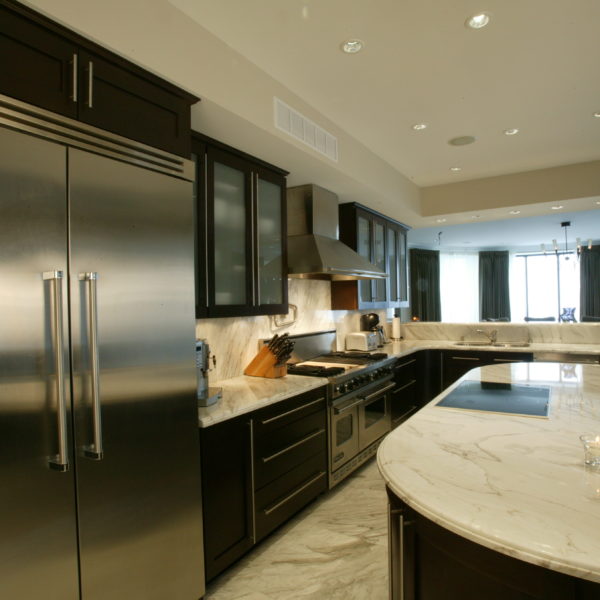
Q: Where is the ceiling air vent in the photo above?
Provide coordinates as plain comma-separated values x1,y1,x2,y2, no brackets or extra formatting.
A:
274,97,338,162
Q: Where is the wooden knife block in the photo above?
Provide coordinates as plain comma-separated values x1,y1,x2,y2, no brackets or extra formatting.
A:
244,346,287,378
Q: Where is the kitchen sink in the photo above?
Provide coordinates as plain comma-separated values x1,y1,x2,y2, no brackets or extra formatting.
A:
454,342,530,348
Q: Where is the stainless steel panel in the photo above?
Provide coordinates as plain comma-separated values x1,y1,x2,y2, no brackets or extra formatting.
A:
68,148,204,599
0,127,79,599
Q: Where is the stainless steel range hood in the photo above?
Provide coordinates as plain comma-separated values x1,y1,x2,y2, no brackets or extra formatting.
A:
287,184,387,281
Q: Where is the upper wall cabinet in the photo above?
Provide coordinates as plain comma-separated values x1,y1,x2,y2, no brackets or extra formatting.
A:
0,1,197,156
331,202,409,310
192,133,289,318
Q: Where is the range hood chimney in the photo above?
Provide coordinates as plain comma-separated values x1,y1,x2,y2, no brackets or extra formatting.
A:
286,184,387,281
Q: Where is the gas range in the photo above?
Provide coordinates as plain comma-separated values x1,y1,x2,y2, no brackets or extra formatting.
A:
287,351,393,400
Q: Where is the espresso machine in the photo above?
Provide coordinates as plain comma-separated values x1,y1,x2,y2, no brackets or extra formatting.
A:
196,339,222,407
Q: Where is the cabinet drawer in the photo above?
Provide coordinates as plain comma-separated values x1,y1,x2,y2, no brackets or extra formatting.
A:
254,452,327,542
391,378,419,427
394,356,418,384
253,410,327,490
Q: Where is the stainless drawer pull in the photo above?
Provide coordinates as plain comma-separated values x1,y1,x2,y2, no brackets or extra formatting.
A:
364,382,395,402
395,358,416,369
263,471,326,516
450,356,480,361
262,428,325,463
260,396,325,425
394,379,417,394
493,358,518,363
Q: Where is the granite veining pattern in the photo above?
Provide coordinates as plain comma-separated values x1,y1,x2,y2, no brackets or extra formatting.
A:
205,460,388,600
378,362,600,583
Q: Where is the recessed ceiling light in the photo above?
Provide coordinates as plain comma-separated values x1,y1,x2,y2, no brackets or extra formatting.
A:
509,210,521,215
593,112,600,118
471,215,481,219
504,128,519,136
466,13,491,29
596,200,600,205
450,166,462,172
341,39,364,54
551,205,563,210
436,218,447,223
412,123,427,131
449,135,476,146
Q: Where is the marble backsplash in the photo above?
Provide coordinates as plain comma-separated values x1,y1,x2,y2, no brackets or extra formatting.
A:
196,278,390,381
401,321,600,345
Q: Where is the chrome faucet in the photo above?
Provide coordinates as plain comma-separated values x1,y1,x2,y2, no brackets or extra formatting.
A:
476,328,497,344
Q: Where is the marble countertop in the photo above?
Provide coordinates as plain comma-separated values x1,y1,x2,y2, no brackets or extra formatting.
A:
199,339,599,428
198,374,326,427
378,361,600,583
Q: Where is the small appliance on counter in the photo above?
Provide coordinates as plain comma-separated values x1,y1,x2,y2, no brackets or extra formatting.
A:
196,339,222,406
359,312,388,347
345,331,379,351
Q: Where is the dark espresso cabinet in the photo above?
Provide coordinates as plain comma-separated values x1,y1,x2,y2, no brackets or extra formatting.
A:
0,0,196,156
387,491,599,600
199,386,327,582
391,356,421,428
192,133,288,318
442,350,533,389
332,202,409,310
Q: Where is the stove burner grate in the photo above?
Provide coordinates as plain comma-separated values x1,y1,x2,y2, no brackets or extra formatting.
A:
286,365,346,377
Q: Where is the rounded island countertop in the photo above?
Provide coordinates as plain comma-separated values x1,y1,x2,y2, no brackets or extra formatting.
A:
377,361,600,583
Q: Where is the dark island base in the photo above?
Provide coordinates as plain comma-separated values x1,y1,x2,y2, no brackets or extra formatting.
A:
387,487,600,600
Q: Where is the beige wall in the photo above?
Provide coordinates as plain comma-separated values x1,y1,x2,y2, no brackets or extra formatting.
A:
421,161,600,217
24,0,420,224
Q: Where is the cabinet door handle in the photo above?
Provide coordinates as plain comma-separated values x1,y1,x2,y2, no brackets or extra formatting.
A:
493,358,517,363
87,61,94,108
80,272,103,460
260,396,325,425
450,356,480,361
43,271,69,472
71,53,78,103
249,419,256,542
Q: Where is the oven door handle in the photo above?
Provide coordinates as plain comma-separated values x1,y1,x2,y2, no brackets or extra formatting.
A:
334,398,364,415
363,382,395,403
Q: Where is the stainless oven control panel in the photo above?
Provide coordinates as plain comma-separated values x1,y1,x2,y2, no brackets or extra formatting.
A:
332,365,393,398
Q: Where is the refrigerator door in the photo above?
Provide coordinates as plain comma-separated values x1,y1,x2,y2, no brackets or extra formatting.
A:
68,148,204,599
0,128,79,598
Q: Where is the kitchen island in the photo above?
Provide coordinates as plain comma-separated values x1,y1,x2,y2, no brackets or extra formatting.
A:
378,361,600,599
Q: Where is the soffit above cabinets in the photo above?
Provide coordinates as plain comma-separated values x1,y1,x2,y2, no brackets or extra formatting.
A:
169,0,600,187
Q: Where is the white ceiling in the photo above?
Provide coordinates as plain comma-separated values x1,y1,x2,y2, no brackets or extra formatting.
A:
408,208,600,251
170,0,600,187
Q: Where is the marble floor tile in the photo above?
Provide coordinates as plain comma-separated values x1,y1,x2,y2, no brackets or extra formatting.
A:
205,460,389,600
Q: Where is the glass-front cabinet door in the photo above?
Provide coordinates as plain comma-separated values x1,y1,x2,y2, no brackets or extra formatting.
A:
357,214,373,304
194,133,288,318
373,217,387,303
206,147,253,316
255,166,287,311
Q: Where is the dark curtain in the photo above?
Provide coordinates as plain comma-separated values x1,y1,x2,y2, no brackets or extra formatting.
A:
479,251,511,321
410,249,441,321
580,245,600,318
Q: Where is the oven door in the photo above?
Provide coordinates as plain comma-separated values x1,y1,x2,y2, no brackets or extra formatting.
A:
329,396,361,473
358,381,394,450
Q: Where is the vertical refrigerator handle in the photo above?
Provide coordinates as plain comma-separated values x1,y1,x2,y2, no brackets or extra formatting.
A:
43,271,69,472
79,272,104,460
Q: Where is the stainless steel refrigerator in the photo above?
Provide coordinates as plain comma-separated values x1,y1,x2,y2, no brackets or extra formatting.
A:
0,95,204,599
